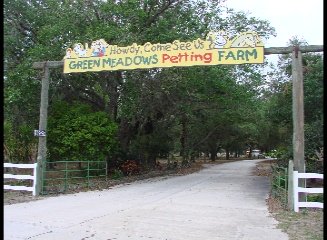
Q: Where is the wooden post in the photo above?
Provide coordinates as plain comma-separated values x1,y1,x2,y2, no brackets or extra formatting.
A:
292,47,306,202
34,62,50,196
288,160,294,210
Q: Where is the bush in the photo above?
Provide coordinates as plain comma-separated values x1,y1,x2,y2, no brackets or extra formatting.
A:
307,194,323,203
4,121,38,163
120,160,140,176
111,169,124,180
47,101,119,161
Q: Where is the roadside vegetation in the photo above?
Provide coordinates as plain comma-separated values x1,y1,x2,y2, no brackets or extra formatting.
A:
256,160,323,240
4,2,323,236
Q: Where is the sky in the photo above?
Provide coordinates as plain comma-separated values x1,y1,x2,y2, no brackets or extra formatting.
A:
223,0,324,65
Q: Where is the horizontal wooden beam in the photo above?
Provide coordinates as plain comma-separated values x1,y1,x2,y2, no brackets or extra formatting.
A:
32,45,324,69
264,45,323,55
32,61,64,69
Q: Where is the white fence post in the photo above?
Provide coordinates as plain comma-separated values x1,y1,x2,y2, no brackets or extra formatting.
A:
288,160,294,210
293,170,323,212
3,163,38,196
293,171,299,212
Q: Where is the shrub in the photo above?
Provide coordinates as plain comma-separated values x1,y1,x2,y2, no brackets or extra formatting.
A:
307,194,323,203
120,160,140,176
111,169,124,180
47,101,119,162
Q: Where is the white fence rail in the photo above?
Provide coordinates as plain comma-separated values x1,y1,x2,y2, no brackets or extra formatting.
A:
293,171,323,212
4,163,38,196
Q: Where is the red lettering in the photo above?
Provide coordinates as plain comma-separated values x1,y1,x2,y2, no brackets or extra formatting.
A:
162,52,212,64
162,54,170,63
170,56,178,63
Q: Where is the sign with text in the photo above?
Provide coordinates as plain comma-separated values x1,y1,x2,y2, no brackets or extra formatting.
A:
34,130,46,137
63,31,264,73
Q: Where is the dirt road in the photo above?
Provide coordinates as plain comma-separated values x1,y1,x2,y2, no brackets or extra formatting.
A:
4,159,288,240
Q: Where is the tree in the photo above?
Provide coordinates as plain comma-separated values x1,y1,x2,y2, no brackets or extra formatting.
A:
47,101,119,164
4,0,277,167
262,37,323,168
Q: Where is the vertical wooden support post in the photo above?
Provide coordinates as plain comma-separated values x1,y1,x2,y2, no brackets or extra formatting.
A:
35,62,50,196
288,160,294,210
292,47,305,202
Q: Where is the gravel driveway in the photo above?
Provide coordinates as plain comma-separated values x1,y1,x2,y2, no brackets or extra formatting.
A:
4,159,288,240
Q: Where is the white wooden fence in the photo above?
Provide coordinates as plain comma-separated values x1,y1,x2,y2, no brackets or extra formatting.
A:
4,163,38,196
293,171,323,212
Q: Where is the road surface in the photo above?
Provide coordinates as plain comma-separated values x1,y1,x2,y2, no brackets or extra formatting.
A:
4,159,288,240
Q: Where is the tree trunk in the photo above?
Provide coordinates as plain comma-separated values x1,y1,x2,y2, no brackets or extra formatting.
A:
210,149,217,161
226,148,230,160
104,72,122,121
180,116,187,159
118,118,133,154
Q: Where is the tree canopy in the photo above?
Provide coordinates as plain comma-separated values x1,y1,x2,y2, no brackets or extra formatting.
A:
4,1,322,172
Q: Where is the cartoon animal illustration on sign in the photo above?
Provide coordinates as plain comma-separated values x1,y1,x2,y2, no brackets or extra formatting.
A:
229,32,263,48
91,39,108,57
73,43,88,57
64,48,73,59
206,31,229,48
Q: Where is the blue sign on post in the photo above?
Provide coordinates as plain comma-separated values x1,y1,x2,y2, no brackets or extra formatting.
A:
34,130,46,137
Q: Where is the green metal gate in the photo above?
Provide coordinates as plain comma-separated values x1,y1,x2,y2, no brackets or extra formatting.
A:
271,165,288,208
42,160,107,194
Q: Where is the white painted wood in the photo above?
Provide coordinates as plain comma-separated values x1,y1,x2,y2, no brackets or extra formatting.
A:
288,160,294,210
298,202,323,208
4,185,34,192
4,174,35,180
293,171,323,212
3,163,37,196
297,187,323,194
293,171,299,212
296,172,323,179
4,163,37,168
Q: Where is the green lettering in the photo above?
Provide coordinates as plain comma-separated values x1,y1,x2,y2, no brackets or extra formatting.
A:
125,57,133,66
152,54,158,64
237,50,245,60
102,58,111,67
93,59,100,67
218,51,225,61
116,58,124,66
226,51,236,60
77,61,83,69
69,61,76,69
245,49,257,61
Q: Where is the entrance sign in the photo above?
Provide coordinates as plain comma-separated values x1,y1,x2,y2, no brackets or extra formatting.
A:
63,31,264,73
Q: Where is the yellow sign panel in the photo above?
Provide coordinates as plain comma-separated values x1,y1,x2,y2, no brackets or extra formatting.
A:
63,32,264,73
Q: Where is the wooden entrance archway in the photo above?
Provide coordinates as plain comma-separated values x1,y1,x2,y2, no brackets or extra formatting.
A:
32,45,323,196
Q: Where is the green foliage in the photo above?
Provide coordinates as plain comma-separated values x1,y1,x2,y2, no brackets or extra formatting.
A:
111,169,124,180
264,49,323,164
306,194,323,203
4,0,280,167
47,101,119,161
4,120,38,163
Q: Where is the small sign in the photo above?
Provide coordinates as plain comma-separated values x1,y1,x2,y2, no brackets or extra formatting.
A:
34,130,46,137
